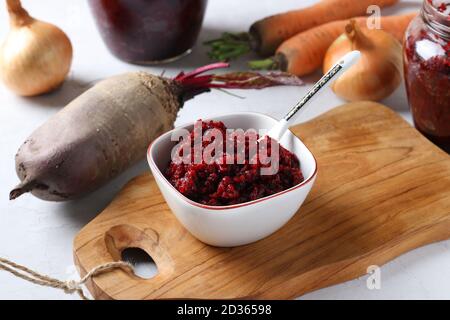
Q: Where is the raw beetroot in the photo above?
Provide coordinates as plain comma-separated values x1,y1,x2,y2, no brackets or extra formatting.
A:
10,63,303,201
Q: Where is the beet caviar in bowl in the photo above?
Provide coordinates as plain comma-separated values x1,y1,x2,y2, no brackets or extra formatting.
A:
165,120,305,206
147,113,318,247
403,0,450,152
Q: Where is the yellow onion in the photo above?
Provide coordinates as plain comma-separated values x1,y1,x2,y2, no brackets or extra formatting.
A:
323,19,402,102
0,0,72,96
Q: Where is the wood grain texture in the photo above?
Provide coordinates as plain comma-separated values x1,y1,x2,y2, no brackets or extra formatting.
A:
73,101,450,300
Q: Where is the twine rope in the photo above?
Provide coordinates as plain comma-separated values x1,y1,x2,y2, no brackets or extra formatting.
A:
0,257,133,300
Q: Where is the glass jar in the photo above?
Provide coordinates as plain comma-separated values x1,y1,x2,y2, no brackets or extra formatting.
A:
88,0,208,64
403,0,450,152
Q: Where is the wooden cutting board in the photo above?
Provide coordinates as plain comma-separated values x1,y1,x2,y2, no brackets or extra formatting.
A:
73,101,450,300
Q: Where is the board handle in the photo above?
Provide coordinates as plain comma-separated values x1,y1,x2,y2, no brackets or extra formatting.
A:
74,224,176,299
104,224,174,278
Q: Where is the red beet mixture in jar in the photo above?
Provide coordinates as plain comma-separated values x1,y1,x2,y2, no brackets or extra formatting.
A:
404,0,450,152
165,120,304,206
88,0,208,63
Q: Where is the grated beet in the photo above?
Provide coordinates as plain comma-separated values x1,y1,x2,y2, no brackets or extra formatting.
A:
165,120,304,206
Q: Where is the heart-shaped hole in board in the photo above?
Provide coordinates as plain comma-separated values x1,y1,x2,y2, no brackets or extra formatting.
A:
121,247,158,279
104,224,174,280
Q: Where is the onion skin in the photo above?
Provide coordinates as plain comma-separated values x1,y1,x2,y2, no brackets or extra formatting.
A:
323,21,403,102
0,0,73,96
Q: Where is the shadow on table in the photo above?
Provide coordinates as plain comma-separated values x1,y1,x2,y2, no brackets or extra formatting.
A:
20,76,93,109
60,160,149,228
382,82,410,113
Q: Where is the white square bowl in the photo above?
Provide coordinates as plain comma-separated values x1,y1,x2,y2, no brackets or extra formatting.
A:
147,112,317,247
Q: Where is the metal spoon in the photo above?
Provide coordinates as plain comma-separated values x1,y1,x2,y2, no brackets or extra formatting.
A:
262,50,361,142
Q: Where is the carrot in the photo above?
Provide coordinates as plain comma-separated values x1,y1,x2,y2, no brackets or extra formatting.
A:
251,0,399,56
9,64,303,201
205,0,399,60
249,13,417,76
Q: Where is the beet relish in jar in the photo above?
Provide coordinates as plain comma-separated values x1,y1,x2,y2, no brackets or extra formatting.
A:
88,0,208,64
403,0,450,152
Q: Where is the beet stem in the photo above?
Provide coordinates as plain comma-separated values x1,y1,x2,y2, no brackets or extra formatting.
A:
174,62,302,99
177,62,229,81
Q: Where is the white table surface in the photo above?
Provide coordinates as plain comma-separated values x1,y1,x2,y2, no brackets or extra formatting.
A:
0,0,449,300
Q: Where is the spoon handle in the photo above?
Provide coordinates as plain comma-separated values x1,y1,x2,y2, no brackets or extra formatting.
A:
284,50,361,121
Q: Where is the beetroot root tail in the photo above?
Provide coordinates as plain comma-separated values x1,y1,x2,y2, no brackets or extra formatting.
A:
9,180,35,200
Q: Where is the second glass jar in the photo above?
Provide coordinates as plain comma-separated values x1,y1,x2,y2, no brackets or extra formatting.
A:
403,0,450,152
